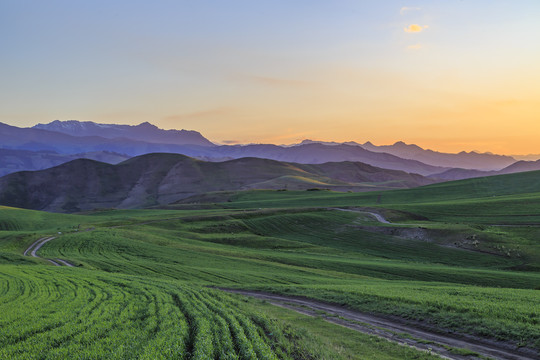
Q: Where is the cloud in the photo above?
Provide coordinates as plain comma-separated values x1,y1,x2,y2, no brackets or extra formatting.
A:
407,44,422,50
404,24,428,33
221,140,240,144
400,7,421,15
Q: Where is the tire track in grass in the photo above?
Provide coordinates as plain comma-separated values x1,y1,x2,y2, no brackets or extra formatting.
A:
333,208,395,224
23,236,76,266
222,289,539,360
55,258,75,267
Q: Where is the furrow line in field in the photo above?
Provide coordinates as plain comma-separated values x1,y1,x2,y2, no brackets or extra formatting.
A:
196,291,258,359
0,276,114,355
170,292,196,359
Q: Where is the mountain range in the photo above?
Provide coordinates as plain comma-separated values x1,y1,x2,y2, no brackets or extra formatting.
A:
34,120,214,146
0,120,516,175
299,139,515,170
430,159,540,181
0,121,210,157
359,141,515,171
210,143,446,175
0,153,434,212
3,119,540,213
1,119,538,181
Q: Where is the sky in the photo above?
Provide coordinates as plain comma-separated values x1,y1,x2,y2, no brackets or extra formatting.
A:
1,1,540,154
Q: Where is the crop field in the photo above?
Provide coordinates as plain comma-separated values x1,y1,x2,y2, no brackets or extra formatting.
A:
209,170,540,225
1,170,540,358
0,265,441,360
0,265,330,359
28,209,539,349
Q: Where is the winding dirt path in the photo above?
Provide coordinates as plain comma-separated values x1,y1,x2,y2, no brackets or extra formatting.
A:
221,289,538,360
21,216,188,267
332,208,391,224
366,211,391,224
23,236,75,267
54,258,75,267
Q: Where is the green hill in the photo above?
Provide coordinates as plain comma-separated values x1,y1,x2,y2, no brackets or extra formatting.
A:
1,169,539,358
206,170,540,224
0,153,433,212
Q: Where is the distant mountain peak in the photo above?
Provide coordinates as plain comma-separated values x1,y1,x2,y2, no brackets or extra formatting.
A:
137,121,157,129
362,141,515,171
392,141,423,151
297,139,361,147
33,120,214,146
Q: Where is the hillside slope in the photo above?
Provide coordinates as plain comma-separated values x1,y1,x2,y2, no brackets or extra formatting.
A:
0,153,433,212
213,143,447,175
0,149,129,177
430,159,540,181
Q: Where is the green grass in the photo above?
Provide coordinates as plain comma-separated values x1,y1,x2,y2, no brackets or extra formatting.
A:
0,262,445,359
0,265,347,359
209,170,540,225
27,208,540,350
244,282,539,348
241,296,440,359
0,205,86,231
2,170,540,357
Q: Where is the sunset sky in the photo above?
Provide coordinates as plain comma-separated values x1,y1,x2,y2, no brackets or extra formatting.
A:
1,1,540,154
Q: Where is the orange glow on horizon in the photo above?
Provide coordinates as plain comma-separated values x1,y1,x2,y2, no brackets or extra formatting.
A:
2,2,539,156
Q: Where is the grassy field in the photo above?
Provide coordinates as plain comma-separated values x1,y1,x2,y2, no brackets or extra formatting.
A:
1,170,540,358
202,170,540,225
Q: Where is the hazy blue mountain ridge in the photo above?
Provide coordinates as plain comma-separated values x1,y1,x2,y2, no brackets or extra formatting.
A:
33,120,214,146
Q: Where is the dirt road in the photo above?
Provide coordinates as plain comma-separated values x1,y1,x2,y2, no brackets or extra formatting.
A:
23,236,75,267
221,289,538,360
366,211,391,224
333,208,391,224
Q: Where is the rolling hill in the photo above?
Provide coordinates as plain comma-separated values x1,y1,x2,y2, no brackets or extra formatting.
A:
0,148,129,177
430,159,540,181
1,169,539,358
215,168,540,227
212,143,447,175
0,153,434,212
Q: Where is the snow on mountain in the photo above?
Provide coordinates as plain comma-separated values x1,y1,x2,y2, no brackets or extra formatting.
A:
33,120,214,146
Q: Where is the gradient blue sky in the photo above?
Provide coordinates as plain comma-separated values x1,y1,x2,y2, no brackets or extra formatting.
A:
2,1,539,153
